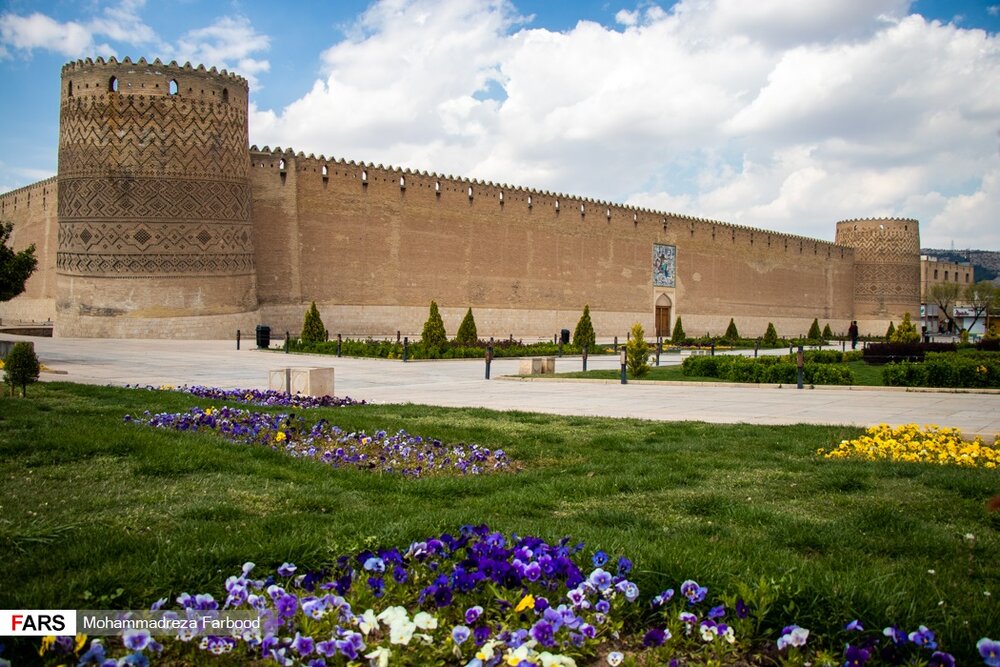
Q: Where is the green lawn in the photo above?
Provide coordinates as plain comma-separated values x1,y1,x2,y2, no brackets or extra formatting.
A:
1,383,997,662
550,359,886,386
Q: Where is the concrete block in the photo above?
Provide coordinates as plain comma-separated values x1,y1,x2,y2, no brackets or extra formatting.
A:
268,367,335,397
519,358,544,374
543,357,556,374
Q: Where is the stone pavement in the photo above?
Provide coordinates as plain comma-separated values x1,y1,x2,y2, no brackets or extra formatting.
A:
5,334,1000,438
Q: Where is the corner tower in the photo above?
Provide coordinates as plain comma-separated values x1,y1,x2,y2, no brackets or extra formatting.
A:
835,218,920,325
55,57,257,337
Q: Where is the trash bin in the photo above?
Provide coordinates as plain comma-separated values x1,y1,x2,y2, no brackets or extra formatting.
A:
256,325,271,349
560,329,570,344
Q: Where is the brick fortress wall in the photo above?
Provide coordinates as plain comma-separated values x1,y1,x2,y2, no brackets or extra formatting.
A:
1,57,921,340
249,149,859,339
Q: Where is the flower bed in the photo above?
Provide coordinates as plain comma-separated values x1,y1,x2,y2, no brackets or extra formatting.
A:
127,384,366,408
35,525,994,666
818,424,1000,468
126,407,511,477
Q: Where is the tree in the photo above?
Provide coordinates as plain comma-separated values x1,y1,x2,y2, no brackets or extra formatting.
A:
625,322,650,378
455,307,478,346
421,300,447,351
929,282,962,333
890,312,920,343
963,280,998,333
723,318,740,341
572,305,596,349
301,302,326,344
671,316,686,344
0,221,38,302
822,323,833,340
807,318,822,340
4,342,40,397
885,321,895,340
763,322,779,347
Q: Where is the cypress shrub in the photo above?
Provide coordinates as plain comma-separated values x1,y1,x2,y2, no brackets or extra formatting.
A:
723,318,740,341
455,308,478,346
301,302,326,344
625,322,650,378
762,322,779,347
807,318,822,340
573,305,596,348
421,301,448,355
671,317,686,344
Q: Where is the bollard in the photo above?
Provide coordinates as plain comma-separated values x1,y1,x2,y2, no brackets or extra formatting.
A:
614,336,618,353
337,333,342,357
620,348,628,384
485,343,493,380
558,343,563,358
711,340,715,356
284,367,291,396
397,330,401,343
403,336,409,362
842,339,845,352
754,339,759,358
656,339,662,366
285,331,290,353
582,344,589,372
797,344,804,389
236,329,241,350
325,329,329,342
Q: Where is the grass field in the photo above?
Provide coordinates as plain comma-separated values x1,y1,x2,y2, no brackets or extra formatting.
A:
550,359,886,386
1,382,997,663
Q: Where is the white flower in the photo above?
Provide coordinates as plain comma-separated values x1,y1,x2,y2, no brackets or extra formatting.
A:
413,611,438,631
607,652,624,667
928,569,936,575
358,609,379,635
365,646,391,667
476,640,498,662
965,533,976,541
377,606,408,625
389,618,416,645
723,626,736,644
538,651,577,667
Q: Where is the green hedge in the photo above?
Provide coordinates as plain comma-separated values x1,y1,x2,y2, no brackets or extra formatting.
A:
882,351,1000,388
287,338,615,360
682,355,854,385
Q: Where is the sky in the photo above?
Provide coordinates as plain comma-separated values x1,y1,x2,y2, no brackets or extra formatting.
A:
1,0,998,249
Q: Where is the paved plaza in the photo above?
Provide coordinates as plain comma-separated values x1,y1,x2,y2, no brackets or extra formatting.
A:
5,334,1000,438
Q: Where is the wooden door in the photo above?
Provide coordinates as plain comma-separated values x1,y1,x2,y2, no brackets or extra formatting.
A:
655,306,671,338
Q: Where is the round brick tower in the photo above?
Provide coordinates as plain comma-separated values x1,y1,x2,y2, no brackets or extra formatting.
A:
55,56,257,337
835,218,920,324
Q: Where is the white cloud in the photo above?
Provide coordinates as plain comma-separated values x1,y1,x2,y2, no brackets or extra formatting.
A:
0,1,269,85
0,12,95,57
173,16,270,85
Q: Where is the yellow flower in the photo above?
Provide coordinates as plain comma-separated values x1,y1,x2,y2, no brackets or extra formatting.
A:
275,431,287,442
75,633,88,653
39,635,55,655
204,407,214,416
514,593,535,612
818,424,1000,469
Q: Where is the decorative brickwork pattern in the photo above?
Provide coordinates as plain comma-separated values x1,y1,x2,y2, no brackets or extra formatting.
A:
836,219,920,318
56,58,255,285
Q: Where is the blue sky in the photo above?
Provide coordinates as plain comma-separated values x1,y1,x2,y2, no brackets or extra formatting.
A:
1,0,999,248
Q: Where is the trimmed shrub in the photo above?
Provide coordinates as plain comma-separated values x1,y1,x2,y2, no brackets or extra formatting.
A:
573,305,596,349
822,323,834,340
723,318,740,341
807,318,822,340
626,322,650,378
886,321,895,341
671,317,686,344
805,363,855,385
890,312,920,344
455,308,478,346
762,322,779,347
4,341,40,397
301,301,326,344
421,301,448,354
882,352,1000,388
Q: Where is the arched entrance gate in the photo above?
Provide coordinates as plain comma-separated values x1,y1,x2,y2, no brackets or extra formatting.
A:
655,294,672,338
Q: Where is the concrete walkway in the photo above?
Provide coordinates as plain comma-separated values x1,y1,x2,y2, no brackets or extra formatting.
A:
5,334,1000,438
